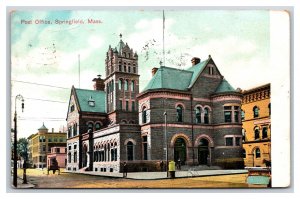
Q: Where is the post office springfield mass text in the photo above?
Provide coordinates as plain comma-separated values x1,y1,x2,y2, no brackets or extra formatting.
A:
20,19,102,25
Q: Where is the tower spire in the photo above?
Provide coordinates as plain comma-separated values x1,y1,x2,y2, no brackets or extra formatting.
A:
119,33,122,40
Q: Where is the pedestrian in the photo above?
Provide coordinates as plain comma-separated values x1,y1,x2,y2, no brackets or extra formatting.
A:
123,162,127,178
160,161,164,172
177,158,181,170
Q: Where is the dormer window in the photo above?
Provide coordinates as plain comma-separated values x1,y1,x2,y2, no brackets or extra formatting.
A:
88,96,95,107
70,105,75,112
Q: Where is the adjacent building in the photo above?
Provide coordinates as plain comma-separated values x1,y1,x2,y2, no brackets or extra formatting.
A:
27,123,67,168
241,84,271,167
47,147,67,169
66,35,244,173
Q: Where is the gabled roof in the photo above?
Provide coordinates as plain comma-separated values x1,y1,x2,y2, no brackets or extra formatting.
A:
74,88,106,113
215,79,236,93
186,58,210,87
142,66,193,91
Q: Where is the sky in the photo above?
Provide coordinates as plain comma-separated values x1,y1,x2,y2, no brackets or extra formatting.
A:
11,9,271,138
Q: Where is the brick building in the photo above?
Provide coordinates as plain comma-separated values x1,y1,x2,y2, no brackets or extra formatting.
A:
27,123,67,168
66,36,244,173
241,84,271,167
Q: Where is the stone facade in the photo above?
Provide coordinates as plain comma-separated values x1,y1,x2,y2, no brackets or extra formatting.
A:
65,36,244,173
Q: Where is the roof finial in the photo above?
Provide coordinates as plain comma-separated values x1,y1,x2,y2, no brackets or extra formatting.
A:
119,33,122,40
159,60,163,66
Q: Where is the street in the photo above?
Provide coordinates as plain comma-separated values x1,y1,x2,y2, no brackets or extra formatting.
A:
16,169,252,189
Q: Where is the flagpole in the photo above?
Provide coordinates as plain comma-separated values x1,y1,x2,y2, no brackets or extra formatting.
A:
163,10,165,66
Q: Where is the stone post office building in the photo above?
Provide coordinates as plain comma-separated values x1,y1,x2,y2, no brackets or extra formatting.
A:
66,36,244,173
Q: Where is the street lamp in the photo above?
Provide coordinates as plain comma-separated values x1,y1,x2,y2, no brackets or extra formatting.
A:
13,94,24,188
164,111,168,177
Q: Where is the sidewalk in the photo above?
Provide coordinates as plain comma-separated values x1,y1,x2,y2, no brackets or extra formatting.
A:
71,169,248,180
11,177,35,189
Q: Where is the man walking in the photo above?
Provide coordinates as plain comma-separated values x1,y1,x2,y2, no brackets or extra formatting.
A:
123,162,128,178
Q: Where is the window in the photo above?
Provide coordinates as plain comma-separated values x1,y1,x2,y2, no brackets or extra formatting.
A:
254,127,260,140
127,141,134,161
68,153,71,163
118,79,123,90
142,107,147,123
68,145,71,151
68,127,71,138
253,106,259,118
88,96,95,107
241,110,245,121
209,66,213,75
131,80,135,91
128,66,131,73
114,143,117,161
74,151,77,163
111,147,114,161
59,138,63,142
176,105,183,122
126,101,129,111
204,108,209,124
125,80,129,91
255,148,261,158
119,65,122,72
119,100,123,110
88,122,93,132
124,64,127,72
48,137,52,142
42,145,46,152
268,103,271,115
55,148,60,153
225,137,233,146
133,67,136,73
234,106,239,122
224,106,232,123
73,123,77,136
235,137,241,146
195,107,201,123
95,123,101,131
142,136,148,160
74,145,77,150
111,80,114,92
70,105,75,112
132,101,135,111
53,137,58,142
262,127,268,139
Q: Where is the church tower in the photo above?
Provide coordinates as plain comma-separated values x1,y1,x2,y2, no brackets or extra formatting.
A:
104,34,140,124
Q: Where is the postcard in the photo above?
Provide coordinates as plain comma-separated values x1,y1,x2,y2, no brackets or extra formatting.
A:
9,8,290,189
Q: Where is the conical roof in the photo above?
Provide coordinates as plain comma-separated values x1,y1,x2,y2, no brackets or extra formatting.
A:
38,122,48,130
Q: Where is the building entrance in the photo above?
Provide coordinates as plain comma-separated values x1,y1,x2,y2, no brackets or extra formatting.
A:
174,138,187,165
198,138,209,165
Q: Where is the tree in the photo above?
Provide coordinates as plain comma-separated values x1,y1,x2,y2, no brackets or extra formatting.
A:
17,138,28,166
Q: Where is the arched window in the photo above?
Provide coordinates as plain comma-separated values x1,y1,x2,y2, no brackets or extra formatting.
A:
74,151,77,163
114,142,117,161
118,79,123,90
142,107,147,123
254,127,260,140
119,64,122,72
124,63,127,72
73,123,77,136
255,148,261,158
268,103,271,115
242,149,246,158
88,122,93,132
195,107,201,123
176,105,183,122
95,123,101,131
128,66,131,73
133,67,136,73
127,141,134,161
253,106,259,118
94,151,97,162
262,127,268,139
68,152,71,163
125,80,129,91
204,108,209,124
131,80,135,91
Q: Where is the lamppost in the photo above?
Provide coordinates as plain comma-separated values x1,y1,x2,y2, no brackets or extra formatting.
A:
164,111,168,177
13,94,24,188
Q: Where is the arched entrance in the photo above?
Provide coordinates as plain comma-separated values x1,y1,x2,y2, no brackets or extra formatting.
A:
198,138,209,165
82,145,87,168
174,138,187,165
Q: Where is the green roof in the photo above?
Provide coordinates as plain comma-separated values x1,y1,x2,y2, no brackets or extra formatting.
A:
215,79,236,93
38,122,48,130
186,59,210,87
142,66,193,91
75,88,106,113
143,59,209,92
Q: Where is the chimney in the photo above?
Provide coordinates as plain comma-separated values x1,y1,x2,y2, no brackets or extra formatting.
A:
93,75,105,91
152,67,158,76
191,57,201,66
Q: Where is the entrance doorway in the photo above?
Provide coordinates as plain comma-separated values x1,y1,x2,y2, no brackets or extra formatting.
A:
198,138,209,165
174,138,187,165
